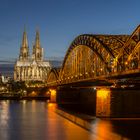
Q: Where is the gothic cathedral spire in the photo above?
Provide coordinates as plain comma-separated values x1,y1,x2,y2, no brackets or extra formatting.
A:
32,30,43,61
22,28,28,48
35,30,40,48
19,28,30,60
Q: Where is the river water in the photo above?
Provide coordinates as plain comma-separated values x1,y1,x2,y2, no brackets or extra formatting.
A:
0,100,140,140
0,100,90,140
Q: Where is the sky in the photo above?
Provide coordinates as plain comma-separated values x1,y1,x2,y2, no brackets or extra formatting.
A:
0,0,140,60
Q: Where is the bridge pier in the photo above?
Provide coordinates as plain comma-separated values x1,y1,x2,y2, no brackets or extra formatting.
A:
56,86,140,118
96,88,140,117
49,89,57,103
96,88,111,117
56,86,96,115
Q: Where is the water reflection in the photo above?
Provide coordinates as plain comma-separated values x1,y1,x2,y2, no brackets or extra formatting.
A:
0,101,9,126
0,100,140,140
0,100,90,140
90,119,130,140
0,100,10,140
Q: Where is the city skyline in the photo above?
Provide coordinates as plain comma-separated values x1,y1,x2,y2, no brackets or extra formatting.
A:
0,0,140,60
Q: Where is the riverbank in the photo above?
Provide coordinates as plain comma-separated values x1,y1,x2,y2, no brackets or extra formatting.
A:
0,96,50,100
55,107,95,131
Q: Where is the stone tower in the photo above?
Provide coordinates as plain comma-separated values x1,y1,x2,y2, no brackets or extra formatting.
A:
32,30,43,61
19,29,30,61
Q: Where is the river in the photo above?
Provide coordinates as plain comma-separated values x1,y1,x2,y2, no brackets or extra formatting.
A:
0,100,140,140
0,100,90,140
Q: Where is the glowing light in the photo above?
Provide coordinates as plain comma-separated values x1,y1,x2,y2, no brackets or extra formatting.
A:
111,65,114,68
96,88,111,117
125,61,128,65
50,89,56,95
49,89,56,103
48,103,54,107
22,100,27,105
30,91,37,97
97,88,110,99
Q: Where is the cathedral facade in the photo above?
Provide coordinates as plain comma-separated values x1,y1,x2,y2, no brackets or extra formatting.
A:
14,30,51,82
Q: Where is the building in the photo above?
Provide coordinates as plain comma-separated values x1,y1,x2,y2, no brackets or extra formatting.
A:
14,29,51,82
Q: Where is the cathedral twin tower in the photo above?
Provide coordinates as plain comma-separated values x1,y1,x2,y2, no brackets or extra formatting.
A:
19,30,43,61
14,29,51,82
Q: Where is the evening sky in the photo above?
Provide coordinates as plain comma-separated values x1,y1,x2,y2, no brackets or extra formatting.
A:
0,0,140,60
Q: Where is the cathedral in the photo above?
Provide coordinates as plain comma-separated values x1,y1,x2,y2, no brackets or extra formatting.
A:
14,30,51,82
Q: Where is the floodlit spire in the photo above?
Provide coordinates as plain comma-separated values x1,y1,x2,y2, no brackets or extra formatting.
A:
35,29,40,48
22,27,28,48
19,27,30,60
32,29,43,61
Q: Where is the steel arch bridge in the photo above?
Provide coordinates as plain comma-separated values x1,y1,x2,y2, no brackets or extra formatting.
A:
46,68,60,87
47,25,140,86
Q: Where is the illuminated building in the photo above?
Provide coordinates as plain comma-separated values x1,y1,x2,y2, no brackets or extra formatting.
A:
14,29,51,81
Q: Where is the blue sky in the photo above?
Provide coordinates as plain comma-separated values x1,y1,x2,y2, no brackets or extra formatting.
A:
0,0,140,60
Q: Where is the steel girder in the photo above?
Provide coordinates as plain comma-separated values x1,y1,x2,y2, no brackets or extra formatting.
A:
47,25,140,85
47,68,60,86
113,25,140,71
59,34,128,84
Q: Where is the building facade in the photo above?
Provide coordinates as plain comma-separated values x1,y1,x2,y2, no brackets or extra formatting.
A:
14,30,51,82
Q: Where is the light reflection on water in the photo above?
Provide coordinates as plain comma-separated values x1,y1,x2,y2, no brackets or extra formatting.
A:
0,100,10,140
90,119,129,140
0,100,140,140
0,100,90,140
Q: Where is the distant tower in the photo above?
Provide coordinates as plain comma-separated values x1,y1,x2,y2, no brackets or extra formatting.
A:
19,29,30,61
32,30,43,61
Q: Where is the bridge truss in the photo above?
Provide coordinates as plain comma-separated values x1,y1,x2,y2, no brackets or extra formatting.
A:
47,25,140,86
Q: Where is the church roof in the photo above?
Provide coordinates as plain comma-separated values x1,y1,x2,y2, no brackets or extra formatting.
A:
16,60,51,67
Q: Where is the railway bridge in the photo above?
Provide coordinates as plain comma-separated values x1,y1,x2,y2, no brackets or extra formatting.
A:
47,25,140,117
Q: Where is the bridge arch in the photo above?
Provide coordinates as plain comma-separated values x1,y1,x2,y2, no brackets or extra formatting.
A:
59,34,127,84
112,25,140,72
46,68,60,86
